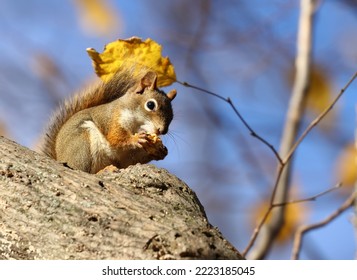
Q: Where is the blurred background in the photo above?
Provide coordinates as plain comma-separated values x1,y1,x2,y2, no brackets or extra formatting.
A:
0,0,356,259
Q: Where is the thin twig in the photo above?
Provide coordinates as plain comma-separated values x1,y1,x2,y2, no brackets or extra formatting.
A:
270,165,285,205
177,81,283,164
292,192,356,259
284,71,357,164
242,183,341,257
272,183,341,207
178,81,228,102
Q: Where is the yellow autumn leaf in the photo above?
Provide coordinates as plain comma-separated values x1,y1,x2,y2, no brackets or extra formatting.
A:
336,143,357,187
74,0,120,37
252,194,308,243
86,37,176,87
306,67,333,116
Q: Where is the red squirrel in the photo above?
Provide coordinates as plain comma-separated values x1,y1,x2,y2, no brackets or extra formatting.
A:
41,70,176,173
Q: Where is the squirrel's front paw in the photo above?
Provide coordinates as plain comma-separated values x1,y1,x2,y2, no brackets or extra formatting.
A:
134,133,168,160
135,132,151,145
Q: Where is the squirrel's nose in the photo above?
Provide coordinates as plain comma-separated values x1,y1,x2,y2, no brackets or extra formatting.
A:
157,126,168,135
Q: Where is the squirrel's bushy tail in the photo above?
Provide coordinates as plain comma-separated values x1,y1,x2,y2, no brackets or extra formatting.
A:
41,68,138,159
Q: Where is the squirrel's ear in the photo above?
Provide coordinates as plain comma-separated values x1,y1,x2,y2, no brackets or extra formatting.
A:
167,89,177,101
135,71,158,93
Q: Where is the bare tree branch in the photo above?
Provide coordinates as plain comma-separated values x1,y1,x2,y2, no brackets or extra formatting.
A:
177,20,357,262
292,192,356,260
246,0,317,259
174,2,357,260
242,70,357,259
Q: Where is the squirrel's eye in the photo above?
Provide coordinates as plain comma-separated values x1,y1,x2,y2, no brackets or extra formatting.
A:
145,99,158,111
